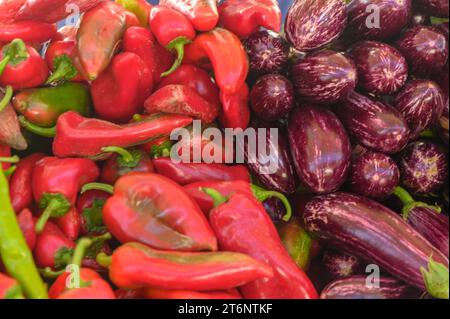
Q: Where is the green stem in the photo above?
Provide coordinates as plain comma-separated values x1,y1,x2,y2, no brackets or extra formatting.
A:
0,55,11,76
101,146,134,163
393,186,441,220
3,166,16,177
161,37,191,77
0,155,19,164
201,188,229,208
0,85,13,112
419,129,435,138
81,183,114,195
71,238,93,268
19,116,56,138
251,184,293,222
35,200,63,234
38,267,65,279
95,252,112,268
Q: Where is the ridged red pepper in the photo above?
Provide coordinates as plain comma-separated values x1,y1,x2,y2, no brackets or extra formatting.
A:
91,52,152,123
184,28,249,95
17,208,37,250
52,111,193,159
159,0,219,31
219,0,282,39
219,83,250,129
76,190,110,237
152,157,250,185
0,273,24,299
0,21,56,45
32,157,100,239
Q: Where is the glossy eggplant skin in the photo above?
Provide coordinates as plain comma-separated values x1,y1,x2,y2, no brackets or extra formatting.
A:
345,0,412,41
395,26,449,77
303,192,449,291
321,276,422,299
409,12,431,27
394,80,445,138
285,0,347,52
348,41,408,95
349,151,400,200
399,140,448,194
414,0,449,18
336,91,410,154
321,248,363,282
288,104,351,194
291,50,357,104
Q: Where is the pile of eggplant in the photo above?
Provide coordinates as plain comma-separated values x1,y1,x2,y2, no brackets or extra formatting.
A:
245,0,449,299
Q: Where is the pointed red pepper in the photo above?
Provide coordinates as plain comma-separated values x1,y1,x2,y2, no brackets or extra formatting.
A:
0,21,57,45
159,0,219,31
17,208,37,251
219,83,251,129
218,0,282,39
0,273,24,299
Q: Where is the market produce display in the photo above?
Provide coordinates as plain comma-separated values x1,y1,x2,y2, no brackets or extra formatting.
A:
0,0,449,300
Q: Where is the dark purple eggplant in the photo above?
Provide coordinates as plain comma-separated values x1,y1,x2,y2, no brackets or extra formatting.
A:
250,74,295,121
291,50,357,104
394,80,445,138
348,41,408,95
395,26,449,77
414,0,449,18
244,119,298,194
345,0,412,41
349,151,400,199
288,104,351,194
285,0,347,52
321,276,422,299
263,197,286,222
409,12,431,27
321,248,363,282
303,192,449,297
398,140,448,194
439,102,449,146
435,22,449,38
243,30,290,76
336,91,410,154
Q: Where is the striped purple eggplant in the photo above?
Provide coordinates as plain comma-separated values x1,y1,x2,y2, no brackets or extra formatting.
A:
285,0,347,52
398,140,448,194
291,50,357,104
414,0,449,18
336,91,410,154
321,248,363,282
349,151,400,199
288,104,351,194
395,26,449,76
345,0,412,41
394,80,446,138
348,41,408,95
321,276,422,299
303,192,449,296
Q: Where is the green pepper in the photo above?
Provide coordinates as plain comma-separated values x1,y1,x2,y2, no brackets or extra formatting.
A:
0,169,48,299
12,82,91,128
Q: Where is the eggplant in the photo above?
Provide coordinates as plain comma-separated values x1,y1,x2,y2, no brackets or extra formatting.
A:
394,80,446,138
345,0,412,41
321,276,422,299
414,0,449,18
321,248,363,282
336,91,410,154
303,192,449,297
439,102,449,146
409,12,431,27
349,151,400,200
263,197,286,222
243,30,290,76
398,140,448,194
348,41,408,95
436,22,449,38
288,104,351,194
395,26,449,77
250,74,295,121
285,0,347,52
291,50,357,104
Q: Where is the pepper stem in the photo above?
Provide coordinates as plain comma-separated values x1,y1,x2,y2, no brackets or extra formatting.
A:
101,146,138,166
35,197,71,234
0,55,11,76
38,267,65,279
251,184,293,222
3,166,16,177
71,238,93,268
0,85,13,112
201,188,229,208
81,183,114,195
18,116,56,138
45,54,78,85
161,37,191,77
96,252,112,268
0,155,19,164
392,186,441,220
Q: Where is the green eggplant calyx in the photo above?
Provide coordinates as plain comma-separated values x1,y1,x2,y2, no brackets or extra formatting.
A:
421,258,449,299
161,37,192,77
393,186,441,220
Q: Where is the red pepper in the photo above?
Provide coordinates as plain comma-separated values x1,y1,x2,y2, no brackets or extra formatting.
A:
91,52,152,123
45,37,84,84
99,173,217,251
219,83,251,129
0,144,11,171
218,0,282,39
117,0,153,27
100,147,154,185
116,287,242,299
0,21,57,45
125,11,141,28
159,0,219,31
9,153,46,213
123,26,174,86
76,190,111,236
32,157,100,239
0,39,49,90
149,5,196,77
17,208,37,250
152,157,250,185
144,85,219,123
204,190,318,299
104,242,273,290
52,111,193,159
0,273,24,299
184,28,249,95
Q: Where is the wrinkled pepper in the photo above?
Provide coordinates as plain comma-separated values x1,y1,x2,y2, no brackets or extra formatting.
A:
0,273,24,299
32,157,100,239
76,190,111,236
218,0,282,39
184,28,249,95
0,21,57,45
0,96,28,150
149,5,196,77
99,242,273,290
117,0,152,27
76,1,127,80
91,52,152,123
219,83,250,129
51,111,193,159
0,39,49,90
159,0,219,31
17,208,37,250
